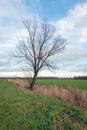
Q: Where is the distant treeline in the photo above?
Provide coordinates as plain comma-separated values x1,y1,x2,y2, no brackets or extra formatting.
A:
74,76,87,80
0,76,87,80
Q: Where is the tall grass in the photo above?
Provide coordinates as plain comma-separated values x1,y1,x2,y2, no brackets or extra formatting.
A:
34,86,87,109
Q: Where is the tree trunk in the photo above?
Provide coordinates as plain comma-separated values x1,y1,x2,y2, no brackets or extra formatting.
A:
29,73,37,90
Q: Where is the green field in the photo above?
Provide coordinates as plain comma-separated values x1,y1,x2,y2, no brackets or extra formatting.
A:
0,79,87,130
35,79,87,90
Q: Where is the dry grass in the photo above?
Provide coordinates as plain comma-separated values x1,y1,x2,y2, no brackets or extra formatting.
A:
8,79,28,90
34,86,87,109
8,79,87,110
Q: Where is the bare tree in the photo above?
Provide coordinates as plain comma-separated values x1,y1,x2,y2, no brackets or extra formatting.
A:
13,18,66,90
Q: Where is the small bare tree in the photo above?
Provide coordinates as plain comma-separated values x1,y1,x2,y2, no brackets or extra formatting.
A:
13,18,66,90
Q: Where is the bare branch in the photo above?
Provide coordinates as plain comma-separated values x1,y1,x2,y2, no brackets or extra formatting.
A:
13,18,66,89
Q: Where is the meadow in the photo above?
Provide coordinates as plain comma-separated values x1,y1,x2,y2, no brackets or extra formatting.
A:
35,79,87,90
0,79,87,130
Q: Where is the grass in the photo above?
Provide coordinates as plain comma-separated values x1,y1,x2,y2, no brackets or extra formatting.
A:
35,79,87,90
0,79,87,130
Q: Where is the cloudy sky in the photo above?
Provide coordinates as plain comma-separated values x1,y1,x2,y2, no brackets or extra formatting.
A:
0,0,87,77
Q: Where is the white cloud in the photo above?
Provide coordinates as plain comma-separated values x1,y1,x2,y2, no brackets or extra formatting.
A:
0,0,41,74
50,3,87,73
61,44,87,61
0,71,87,78
0,0,41,48
51,43,87,63
80,38,86,43
55,2,87,43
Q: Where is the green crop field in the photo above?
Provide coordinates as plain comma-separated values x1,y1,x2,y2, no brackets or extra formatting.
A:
0,79,87,130
35,79,87,90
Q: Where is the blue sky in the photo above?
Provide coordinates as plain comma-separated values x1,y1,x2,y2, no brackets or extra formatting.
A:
0,0,87,77
40,0,87,20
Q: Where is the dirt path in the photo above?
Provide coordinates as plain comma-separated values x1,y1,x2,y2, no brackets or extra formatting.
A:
8,79,87,110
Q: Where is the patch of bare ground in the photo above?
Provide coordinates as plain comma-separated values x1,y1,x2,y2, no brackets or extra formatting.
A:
8,79,87,110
